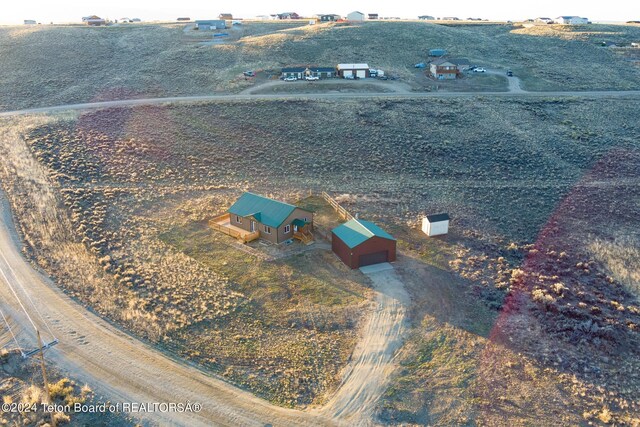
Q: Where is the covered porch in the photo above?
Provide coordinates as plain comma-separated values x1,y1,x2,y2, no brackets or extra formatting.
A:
292,218,314,244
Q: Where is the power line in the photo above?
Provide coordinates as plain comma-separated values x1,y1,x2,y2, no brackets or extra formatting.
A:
0,306,24,357
0,261,39,333
0,250,56,340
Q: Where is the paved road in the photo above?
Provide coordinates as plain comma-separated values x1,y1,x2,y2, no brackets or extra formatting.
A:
1,88,639,118
0,192,333,427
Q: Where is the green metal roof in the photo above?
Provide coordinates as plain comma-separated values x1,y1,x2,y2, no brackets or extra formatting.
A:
332,219,395,249
228,192,307,228
292,218,309,227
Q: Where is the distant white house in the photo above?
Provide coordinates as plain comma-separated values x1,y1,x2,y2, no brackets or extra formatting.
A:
555,16,589,25
24,20,37,25
534,17,554,24
347,11,365,22
422,213,450,237
337,63,369,78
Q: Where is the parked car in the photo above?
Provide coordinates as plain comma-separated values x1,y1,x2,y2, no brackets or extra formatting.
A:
243,70,255,77
283,76,297,81
467,65,477,71
378,75,389,80
414,63,427,68
506,70,513,77
474,67,486,73
344,74,355,80
304,75,319,81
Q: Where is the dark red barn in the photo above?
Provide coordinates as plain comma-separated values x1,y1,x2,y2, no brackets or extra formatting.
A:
331,218,396,269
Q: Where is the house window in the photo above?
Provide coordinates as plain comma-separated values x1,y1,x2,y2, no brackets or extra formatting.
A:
264,225,271,234
284,225,291,233
235,215,242,224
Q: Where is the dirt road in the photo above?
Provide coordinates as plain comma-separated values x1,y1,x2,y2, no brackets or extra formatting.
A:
484,69,525,93
0,192,332,427
319,264,409,425
1,89,639,118
240,79,413,95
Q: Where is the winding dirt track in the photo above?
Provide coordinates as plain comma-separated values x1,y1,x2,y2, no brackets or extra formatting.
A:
1,88,640,118
321,265,409,426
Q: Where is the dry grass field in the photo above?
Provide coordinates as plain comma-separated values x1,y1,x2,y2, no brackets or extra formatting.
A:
1,349,132,426
0,93,638,422
1,22,640,111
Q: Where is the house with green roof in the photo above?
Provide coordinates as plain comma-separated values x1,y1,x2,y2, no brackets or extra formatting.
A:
331,218,396,269
226,192,313,244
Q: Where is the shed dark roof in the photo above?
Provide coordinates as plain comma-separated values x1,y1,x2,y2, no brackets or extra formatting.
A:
228,192,310,228
425,213,450,223
332,219,395,249
282,67,306,72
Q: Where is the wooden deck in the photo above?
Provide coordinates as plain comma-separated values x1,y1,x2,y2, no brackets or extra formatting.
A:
209,213,260,243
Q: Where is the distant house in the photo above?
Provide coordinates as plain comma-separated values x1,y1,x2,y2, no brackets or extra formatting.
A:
555,16,589,25
281,66,335,79
332,219,396,269
84,16,106,26
422,213,450,237
219,13,233,20
449,58,470,72
24,20,37,25
278,12,300,20
429,48,447,57
443,17,460,21
281,67,306,79
337,63,369,78
317,14,341,22
347,11,365,22
430,58,458,79
368,13,379,20
226,192,314,244
195,20,226,30
418,15,436,20
131,18,141,22
534,17,554,24
310,67,336,78
177,17,191,21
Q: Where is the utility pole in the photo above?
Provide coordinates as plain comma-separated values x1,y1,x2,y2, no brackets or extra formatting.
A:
37,330,56,427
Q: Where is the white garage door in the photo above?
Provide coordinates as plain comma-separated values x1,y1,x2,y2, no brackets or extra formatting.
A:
343,70,353,77
356,69,366,78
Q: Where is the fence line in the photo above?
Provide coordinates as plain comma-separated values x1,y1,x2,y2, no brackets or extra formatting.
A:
321,192,354,221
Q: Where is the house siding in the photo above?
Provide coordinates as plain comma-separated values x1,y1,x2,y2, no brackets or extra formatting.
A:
233,209,312,244
276,208,313,243
332,232,353,268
